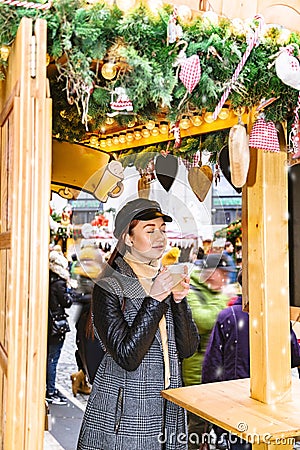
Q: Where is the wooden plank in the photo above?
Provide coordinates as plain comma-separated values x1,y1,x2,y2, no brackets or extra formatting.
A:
0,232,11,250
0,343,7,376
245,147,291,404
5,17,33,450
290,306,300,322
24,19,51,450
162,378,300,443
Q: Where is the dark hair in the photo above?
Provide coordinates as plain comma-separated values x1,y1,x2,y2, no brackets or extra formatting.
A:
196,247,205,260
237,269,242,286
106,219,140,268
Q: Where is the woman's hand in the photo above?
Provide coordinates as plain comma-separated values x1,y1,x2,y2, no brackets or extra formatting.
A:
150,267,173,302
172,275,190,302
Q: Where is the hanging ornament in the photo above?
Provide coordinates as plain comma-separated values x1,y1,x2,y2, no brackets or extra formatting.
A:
228,117,250,188
249,115,280,152
289,92,300,157
218,146,242,194
181,151,200,170
0,0,52,9
213,15,264,120
155,154,178,192
167,7,183,45
171,41,201,108
177,5,192,24
272,45,300,90
179,55,201,94
170,121,182,148
101,62,117,80
188,163,213,202
107,87,134,117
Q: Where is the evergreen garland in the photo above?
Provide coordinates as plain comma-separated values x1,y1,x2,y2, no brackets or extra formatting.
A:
1,0,300,160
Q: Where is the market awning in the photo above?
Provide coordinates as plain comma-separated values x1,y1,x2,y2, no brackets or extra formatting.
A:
51,139,110,199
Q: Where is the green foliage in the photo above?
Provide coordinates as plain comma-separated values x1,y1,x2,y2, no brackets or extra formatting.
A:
1,1,300,161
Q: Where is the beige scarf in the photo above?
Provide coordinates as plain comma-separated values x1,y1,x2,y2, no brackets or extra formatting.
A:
124,251,170,388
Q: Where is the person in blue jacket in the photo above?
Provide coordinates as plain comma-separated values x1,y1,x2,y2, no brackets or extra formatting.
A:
202,270,300,450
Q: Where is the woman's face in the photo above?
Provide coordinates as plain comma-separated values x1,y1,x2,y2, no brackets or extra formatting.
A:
127,217,167,262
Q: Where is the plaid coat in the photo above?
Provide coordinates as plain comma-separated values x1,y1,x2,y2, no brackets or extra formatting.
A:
77,256,199,450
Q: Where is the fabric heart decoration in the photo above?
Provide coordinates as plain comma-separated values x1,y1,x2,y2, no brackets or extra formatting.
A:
179,55,201,93
188,165,213,202
249,117,280,152
155,154,178,191
275,46,300,90
218,146,242,194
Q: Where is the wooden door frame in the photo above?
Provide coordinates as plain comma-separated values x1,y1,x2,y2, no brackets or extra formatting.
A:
0,17,51,450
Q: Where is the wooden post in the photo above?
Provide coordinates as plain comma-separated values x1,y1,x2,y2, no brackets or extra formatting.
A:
243,145,291,404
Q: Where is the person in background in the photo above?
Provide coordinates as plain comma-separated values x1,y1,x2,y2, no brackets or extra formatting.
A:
182,253,235,450
77,198,199,450
70,245,105,396
223,241,237,283
202,270,300,450
46,248,74,405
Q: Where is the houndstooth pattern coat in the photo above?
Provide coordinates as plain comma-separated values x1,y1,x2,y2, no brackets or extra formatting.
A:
77,256,199,450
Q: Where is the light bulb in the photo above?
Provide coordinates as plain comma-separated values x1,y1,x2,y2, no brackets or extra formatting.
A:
134,129,142,140
218,108,229,120
204,112,215,123
191,115,202,127
142,128,150,138
119,133,126,144
126,132,134,142
90,135,99,146
112,135,119,145
106,137,112,146
105,117,115,125
151,127,159,136
146,120,155,130
159,122,169,134
179,117,191,130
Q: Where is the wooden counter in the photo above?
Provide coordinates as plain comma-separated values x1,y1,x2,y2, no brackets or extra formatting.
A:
162,378,300,446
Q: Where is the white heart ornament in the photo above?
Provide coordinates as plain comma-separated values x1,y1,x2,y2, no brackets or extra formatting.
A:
275,50,300,90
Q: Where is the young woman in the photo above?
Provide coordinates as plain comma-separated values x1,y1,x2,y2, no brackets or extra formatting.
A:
77,198,199,450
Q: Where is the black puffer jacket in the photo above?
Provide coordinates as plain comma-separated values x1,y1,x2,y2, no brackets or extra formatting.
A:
48,270,72,343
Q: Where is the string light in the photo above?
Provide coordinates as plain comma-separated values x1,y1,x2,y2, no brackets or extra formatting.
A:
151,126,159,136
142,127,150,138
119,132,126,144
112,135,119,145
191,115,203,127
145,120,155,130
159,122,169,134
179,116,191,129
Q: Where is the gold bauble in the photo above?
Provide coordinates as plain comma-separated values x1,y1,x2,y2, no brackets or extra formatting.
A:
101,62,117,80
177,5,192,24
115,0,136,12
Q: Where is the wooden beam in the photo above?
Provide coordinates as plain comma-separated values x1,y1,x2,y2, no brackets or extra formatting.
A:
243,146,291,404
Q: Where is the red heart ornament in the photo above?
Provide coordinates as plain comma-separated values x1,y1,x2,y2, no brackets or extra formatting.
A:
179,55,201,93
